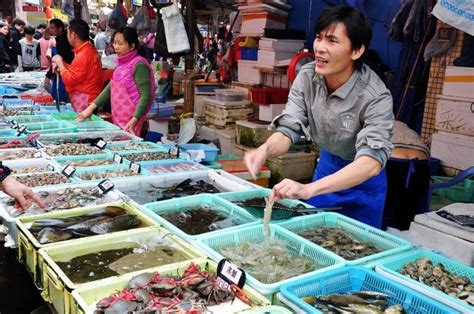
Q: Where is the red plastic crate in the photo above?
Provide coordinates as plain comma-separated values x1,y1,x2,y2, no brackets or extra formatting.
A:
249,87,289,105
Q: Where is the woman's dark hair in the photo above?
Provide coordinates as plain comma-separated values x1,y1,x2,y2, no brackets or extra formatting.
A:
12,18,25,27
314,5,372,70
112,26,145,57
49,18,65,30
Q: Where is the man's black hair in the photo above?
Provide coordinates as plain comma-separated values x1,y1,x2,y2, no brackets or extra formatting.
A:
37,23,47,30
24,25,35,35
49,18,65,30
12,18,25,27
68,19,90,42
314,5,372,70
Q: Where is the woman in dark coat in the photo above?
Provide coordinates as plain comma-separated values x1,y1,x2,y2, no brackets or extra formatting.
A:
0,21,12,73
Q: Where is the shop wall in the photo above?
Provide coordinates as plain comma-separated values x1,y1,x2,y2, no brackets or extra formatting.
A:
286,0,402,70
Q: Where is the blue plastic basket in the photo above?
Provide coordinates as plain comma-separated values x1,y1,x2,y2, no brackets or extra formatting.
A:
149,102,174,117
8,115,57,124
277,212,412,265
161,143,220,162
216,188,311,220
140,160,209,175
144,194,258,240
1,98,34,106
105,140,167,153
53,153,129,169
281,266,458,314
197,223,345,296
39,103,74,113
376,250,474,313
74,164,151,182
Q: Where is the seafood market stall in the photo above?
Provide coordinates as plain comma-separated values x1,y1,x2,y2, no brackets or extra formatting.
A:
0,70,472,314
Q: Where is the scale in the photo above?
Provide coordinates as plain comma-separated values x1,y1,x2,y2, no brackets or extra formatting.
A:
287,51,315,82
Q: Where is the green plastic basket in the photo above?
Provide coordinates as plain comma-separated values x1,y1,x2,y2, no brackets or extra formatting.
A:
8,115,58,124
432,176,474,203
51,112,103,121
217,188,311,220
376,250,474,313
24,121,77,134
277,212,412,265
144,194,258,240
197,223,345,297
71,121,120,132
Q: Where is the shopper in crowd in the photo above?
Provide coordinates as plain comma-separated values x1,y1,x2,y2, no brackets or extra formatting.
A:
51,19,103,112
18,25,41,71
9,18,25,68
0,21,12,73
44,19,74,99
34,23,47,40
77,26,155,136
245,5,394,229
0,163,44,211
94,27,109,52
39,28,54,70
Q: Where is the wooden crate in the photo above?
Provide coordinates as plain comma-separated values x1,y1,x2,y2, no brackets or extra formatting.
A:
204,98,254,128
435,94,474,136
430,131,474,170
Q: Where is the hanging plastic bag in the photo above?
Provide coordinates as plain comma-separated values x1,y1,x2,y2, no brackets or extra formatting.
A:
131,0,154,34
98,10,107,30
160,1,190,54
108,2,127,30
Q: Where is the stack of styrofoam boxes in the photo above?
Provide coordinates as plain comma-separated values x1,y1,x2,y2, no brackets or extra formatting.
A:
257,37,305,68
203,90,254,129
431,66,474,172
238,3,289,37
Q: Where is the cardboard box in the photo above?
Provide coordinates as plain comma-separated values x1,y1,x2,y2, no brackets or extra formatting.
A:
442,66,474,98
435,94,474,137
430,131,474,170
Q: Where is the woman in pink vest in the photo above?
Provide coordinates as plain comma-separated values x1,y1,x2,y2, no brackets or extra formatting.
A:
77,27,155,135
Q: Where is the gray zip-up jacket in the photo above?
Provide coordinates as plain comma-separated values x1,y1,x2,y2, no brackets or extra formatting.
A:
271,62,394,167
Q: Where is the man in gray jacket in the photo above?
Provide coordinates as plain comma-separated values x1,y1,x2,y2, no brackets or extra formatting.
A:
245,5,394,228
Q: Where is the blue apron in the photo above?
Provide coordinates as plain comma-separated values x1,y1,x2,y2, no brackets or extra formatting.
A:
306,150,387,228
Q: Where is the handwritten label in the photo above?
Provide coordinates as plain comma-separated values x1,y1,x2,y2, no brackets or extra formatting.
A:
94,139,107,150
97,179,114,194
129,162,141,174
16,125,27,136
113,153,123,164
217,259,245,288
62,165,76,177
169,145,180,157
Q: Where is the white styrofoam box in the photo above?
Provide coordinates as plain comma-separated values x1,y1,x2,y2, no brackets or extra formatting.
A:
259,103,286,122
215,169,262,190
0,182,124,246
408,221,474,266
238,3,289,16
240,13,286,36
430,131,474,170
258,38,305,52
194,92,215,117
258,49,296,66
443,66,474,98
148,118,175,137
3,158,61,174
435,94,474,136
110,169,255,207
238,60,263,85
198,125,237,155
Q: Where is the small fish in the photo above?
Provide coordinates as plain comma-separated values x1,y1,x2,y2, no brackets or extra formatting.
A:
342,303,384,313
65,216,112,232
353,291,390,300
384,304,405,314
301,296,317,305
263,197,273,237
37,227,73,244
319,294,372,306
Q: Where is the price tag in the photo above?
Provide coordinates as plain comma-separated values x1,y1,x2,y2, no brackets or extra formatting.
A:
217,259,245,288
16,125,27,136
11,122,19,129
129,162,141,174
168,145,180,158
46,164,55,172
10,120,17,128
113,153,123,164
62,165,76,177
97,179,114,194
94,139,107,150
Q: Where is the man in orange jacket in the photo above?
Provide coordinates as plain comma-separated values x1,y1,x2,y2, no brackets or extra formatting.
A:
52,19,103,112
